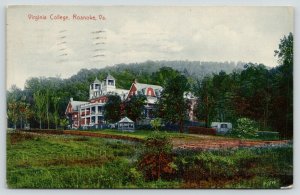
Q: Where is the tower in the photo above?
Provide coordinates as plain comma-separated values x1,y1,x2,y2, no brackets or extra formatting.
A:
89,77,102,99
102,74,116,94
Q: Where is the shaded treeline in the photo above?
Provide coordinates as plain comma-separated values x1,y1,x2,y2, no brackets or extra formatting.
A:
194,33,293,138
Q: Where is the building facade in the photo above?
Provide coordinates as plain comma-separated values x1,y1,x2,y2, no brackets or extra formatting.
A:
65,74,196,129
65,74,129,129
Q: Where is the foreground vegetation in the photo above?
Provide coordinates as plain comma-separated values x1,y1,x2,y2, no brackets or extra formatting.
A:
7,131,292,189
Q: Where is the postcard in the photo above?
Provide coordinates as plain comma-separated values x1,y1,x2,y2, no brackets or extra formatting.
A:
6,5,293,189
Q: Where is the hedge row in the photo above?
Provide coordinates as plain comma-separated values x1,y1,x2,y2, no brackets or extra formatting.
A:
188,127,216,135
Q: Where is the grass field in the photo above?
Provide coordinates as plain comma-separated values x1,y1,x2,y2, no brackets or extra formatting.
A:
87,129,191,139
7,131,293,189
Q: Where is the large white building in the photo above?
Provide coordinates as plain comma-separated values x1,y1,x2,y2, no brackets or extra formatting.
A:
65,74,196,129
66,74,129,129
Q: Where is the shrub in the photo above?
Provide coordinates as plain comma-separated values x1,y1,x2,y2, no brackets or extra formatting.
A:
60,119,69,130
127,168,144,186
150,118,162,131
230,118,258,138
138,131,174,180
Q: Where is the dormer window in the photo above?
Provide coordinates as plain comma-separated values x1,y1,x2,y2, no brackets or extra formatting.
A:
141,88,146,95
108,80,114,86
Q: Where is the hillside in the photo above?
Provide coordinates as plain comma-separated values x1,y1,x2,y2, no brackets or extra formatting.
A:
11,60,248,105
69,60,247,89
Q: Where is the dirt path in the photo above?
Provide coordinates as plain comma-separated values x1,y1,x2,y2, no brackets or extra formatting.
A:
20,129,144,143
172,135,291,150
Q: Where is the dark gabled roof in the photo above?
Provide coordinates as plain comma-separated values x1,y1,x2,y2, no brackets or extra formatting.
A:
105,74,115,80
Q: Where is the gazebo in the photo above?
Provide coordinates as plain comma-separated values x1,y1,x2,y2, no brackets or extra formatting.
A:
118,117,135,131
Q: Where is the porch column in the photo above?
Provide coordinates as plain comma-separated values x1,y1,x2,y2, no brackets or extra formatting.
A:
84,108,87,125
95,106,98,124
96,105,98,114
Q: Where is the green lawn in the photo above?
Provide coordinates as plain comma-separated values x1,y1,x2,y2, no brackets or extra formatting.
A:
86,129,191,139
7,131,293,189
84,129,277,142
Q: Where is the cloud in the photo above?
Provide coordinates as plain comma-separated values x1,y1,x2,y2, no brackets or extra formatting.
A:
7,6,293,89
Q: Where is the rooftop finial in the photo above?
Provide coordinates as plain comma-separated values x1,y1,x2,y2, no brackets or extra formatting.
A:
94,77,101,83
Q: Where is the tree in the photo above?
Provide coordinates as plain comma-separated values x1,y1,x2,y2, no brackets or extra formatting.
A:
193,77,216,127
272,32,293,137
138,131,174,180
152,67,180,86
34,90,46,129
274,32,293,68
7,100,18,129
104,95,122,123
125,94,147,122
236,63,272,129
18,101,26,129
158,74,190,133
45,89,50,129
52,96,61,129
23,103,33,129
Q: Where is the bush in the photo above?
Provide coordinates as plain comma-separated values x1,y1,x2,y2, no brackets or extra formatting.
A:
188,126,216,135
150,118,162,131
230,118,258,138
138,131,174,180
127,168,144,186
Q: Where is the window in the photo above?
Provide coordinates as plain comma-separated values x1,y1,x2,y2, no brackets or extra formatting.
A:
142,88,146,95
220,124,228,128
108,80,114,86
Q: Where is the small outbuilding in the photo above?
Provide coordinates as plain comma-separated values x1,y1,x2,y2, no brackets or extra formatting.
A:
211,122,232,135
118,117,135,131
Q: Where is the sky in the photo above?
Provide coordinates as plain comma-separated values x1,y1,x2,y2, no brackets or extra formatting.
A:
6,6,293,89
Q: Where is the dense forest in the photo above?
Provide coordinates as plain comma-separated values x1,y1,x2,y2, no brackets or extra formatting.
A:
7,33,293,138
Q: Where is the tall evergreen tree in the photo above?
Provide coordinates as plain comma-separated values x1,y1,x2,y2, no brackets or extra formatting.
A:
104,95,122,123
52,96,61,129
125,94,147,122
272,32,293,137
193,77,216,127
158,74,190,133
33,90,46,129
